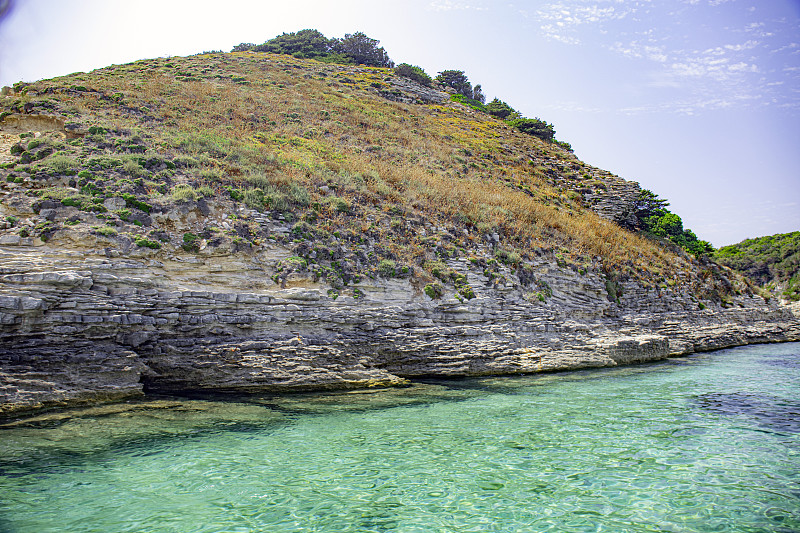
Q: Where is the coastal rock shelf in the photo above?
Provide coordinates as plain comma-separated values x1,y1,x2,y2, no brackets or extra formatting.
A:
2,244,797,417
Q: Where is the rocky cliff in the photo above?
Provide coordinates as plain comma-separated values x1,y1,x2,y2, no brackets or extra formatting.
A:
1,52,798,417
1,198,796,417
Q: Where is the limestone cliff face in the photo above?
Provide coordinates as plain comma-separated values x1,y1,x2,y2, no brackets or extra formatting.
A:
1,229,797,417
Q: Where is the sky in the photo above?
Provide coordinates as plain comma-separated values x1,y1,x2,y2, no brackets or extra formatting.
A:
0,0,798,247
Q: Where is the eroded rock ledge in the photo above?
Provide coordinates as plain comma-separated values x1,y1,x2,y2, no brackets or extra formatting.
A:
2,244,798,418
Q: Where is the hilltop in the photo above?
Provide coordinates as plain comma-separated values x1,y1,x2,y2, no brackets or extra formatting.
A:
1,51,708,290
0,48,797,417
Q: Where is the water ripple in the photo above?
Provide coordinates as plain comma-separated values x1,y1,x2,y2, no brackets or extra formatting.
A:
0,343,799,532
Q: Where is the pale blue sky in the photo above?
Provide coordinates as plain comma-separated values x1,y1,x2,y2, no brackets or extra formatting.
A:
1,0,798,246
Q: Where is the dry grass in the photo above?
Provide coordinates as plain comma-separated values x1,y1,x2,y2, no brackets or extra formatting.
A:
25,51,685,278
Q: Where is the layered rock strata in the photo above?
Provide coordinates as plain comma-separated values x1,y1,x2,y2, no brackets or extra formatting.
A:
2,242,797,417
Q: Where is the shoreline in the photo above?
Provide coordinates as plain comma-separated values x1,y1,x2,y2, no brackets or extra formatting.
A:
3,334,798,423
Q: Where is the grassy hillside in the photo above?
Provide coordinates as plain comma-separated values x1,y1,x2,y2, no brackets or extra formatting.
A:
714,232,800,301
0,51,731,300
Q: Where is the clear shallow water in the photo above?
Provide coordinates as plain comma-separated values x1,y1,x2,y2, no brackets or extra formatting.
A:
1,343,799,533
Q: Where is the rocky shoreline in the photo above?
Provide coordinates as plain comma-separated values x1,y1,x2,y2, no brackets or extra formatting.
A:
2,237,798,419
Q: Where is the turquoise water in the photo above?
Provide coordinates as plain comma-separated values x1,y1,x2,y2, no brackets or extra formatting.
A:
1,343,799,532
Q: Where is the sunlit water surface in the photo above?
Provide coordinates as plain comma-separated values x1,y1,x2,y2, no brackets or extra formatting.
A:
1,342,799,532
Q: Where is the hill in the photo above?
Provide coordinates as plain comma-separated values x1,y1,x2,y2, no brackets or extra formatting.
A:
0,50,797,416
714,232,800,302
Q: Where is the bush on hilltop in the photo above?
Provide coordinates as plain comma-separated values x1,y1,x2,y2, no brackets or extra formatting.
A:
233,29,393,68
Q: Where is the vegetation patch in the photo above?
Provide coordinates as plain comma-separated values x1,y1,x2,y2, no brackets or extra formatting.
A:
714,231,799,301
135,237,161,249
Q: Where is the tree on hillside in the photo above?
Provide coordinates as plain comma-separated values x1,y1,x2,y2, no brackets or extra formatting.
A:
436,70,473,98
485,98,518,119
333,32,394,68
634,189,670,223
231,29,394,67
507,117,556,143
232,42,257,52
633,189,713,256
257,29,333,59
472,84,485,104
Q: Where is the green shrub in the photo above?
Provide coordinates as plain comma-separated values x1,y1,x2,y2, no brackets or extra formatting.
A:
87,156,122,169
240,188,263,210
122,159,146,177
245,172,274,191
458,285,476,299
636,189,714,256
228,187,244,201
135,237,161,249
121,193,151,213
555,140,573,152
424,282,443,299
605,278,623,303
436,70,473,98
291,221,314,238
286,255,308,268
450,93,487,113
324,196,350,214
495,248,522,266
508,118,555,142
258,188,286,211
96,226,117,236
199,168,223,181
332,31,393,67
485,98,519,120
80,182,103,196
287,182,310,206
394,63,432,87
182,232,200,252
251,29,333,59
452,271,475,299
197,185,215,198
61,196,88,209
46,154,79,174
378,259,396,278
425,260,449,281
